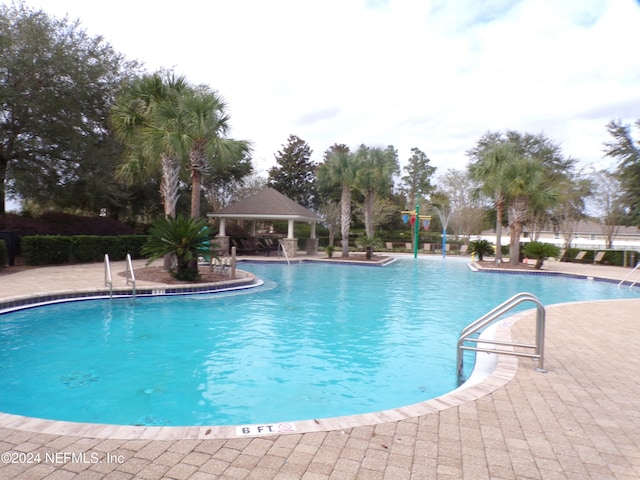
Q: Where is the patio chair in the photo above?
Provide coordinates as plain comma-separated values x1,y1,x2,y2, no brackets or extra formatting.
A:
574,251,587,262
594,251,606,264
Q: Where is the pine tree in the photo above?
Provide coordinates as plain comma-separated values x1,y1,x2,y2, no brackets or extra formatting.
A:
268,135,317,210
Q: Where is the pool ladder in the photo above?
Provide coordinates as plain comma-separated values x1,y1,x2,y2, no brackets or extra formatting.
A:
103,253,136,299
457,292,546,383
618,262,640,289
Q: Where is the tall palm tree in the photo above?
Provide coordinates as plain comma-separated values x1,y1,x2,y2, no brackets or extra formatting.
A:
110,73,189,218
354,145,399,239
317,145,357,258
154,88,251,218
468,142,518,263
503,157,557,265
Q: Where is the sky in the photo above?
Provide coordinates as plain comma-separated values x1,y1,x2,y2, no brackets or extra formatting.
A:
13,0,640,181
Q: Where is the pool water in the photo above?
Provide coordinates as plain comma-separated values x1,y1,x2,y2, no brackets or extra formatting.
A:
0,257,637,427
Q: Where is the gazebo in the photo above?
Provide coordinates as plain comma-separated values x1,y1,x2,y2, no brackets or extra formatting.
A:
207,188,323,257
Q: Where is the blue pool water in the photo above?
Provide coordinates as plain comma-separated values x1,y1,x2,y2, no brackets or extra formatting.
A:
0,257,637,427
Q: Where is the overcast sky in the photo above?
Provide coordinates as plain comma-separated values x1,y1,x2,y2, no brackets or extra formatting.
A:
19,0,640,178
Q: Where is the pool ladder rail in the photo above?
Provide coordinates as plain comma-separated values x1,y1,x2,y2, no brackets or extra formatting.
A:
457,292,546,383
103,253,136,299
618,262,640,289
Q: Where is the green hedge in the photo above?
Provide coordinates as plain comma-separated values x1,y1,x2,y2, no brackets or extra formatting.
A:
0,239,7,267
21,235,148,266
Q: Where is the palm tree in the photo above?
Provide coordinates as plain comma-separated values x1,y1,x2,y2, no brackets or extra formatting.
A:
522,241,561,269
468,142,518,263
153,88,251,218
354,145,399,239
110,72,189,218
317,145,357,258
142,215,211,281
468,239,495,261
503,157,557,265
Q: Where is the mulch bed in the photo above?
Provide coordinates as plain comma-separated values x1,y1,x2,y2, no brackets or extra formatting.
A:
119,266,229,285
324,254,388,262
475,260,537,270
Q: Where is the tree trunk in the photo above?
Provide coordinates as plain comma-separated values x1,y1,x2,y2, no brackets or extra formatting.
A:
508,197,528,266
494,197,505,263
189,147,205,219
191,168,202,218
0,155,8,215
365,189,374,239
340,183,351,258
509,222,521,266
160,154,180,219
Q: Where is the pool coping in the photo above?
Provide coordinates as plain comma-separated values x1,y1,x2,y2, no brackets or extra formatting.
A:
0,271,260,313
469,260,636,286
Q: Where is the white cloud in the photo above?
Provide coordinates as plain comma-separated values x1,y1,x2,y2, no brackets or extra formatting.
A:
18,0,640,176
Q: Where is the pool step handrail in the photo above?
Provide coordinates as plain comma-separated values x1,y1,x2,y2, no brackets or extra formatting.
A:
617,262,640,289
457,292,546,382
125,253,136,298
278,239,291,266
104,254,113,298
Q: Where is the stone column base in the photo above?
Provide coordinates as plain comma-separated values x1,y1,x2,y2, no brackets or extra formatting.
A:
280,238,298,258
214,236,230,255
306,238,319,255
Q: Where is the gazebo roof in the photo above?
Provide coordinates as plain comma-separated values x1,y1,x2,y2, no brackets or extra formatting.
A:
207,188,322,223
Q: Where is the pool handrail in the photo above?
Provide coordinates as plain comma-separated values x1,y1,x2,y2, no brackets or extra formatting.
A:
104,254,113,298
278,239,291,266
125,253,136,298
457,292,546,382
617,261,640,289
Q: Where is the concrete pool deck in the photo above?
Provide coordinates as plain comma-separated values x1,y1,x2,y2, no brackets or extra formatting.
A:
0,256,639,479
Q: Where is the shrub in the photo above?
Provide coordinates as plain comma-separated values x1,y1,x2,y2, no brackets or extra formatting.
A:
0,212,136,235
468,239,494,261
522,242,561,269
21,236,74,265
141,216,211,281
20,235,148,265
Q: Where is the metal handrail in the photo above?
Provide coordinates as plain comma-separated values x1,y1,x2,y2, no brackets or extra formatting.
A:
457,292,546,382
617,262,640,289
125,253,136,298
104,254,113,298
278,240,291,266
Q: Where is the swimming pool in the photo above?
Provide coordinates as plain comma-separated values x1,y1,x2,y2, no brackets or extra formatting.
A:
0,257,637,427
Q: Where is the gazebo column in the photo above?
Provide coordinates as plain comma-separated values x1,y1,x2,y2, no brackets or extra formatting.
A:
215,218,230,255
280,219,298,257
306,221,319,255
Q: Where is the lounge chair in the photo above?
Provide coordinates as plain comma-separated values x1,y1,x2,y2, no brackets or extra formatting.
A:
594,251,606,264
460,245,468,255
385,242,394,250
574,251,587,263
405,243,413,251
